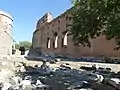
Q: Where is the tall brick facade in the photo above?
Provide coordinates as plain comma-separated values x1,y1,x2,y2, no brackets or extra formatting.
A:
32,8,120,58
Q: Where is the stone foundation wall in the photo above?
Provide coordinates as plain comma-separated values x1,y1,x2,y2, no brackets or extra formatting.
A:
62,61,120,72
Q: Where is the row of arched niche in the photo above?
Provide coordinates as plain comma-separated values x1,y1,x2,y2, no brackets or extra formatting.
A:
46,31,68,49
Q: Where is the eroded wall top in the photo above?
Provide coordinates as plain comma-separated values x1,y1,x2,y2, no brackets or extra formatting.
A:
0,10,13,33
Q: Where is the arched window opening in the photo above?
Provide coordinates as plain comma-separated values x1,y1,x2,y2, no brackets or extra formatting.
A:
53,32,58,48
47,38,51,48
62,31,68,48
54,32,58,36
54,36,58,48
63,32,68,46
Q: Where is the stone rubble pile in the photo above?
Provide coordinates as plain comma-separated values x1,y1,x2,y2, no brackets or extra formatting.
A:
17,61,120,90
0,61,51,90
0,60,120,90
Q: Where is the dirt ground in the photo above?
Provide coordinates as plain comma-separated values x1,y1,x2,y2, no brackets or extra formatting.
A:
0,56,118,90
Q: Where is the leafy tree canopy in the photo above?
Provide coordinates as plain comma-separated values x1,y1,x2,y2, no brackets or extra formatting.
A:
15,41,32,50
71,0,120,50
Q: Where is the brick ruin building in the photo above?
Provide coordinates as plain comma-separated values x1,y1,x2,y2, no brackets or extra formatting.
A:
32,8,120,58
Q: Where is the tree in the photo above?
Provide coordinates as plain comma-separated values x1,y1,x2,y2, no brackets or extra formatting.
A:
17,41,32,50
70,0,120,50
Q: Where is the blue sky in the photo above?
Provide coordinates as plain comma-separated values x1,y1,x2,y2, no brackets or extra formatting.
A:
0,0,72,43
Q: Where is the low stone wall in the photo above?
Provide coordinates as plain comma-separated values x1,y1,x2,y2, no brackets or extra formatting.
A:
79,62,120,72
62,61,120,72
